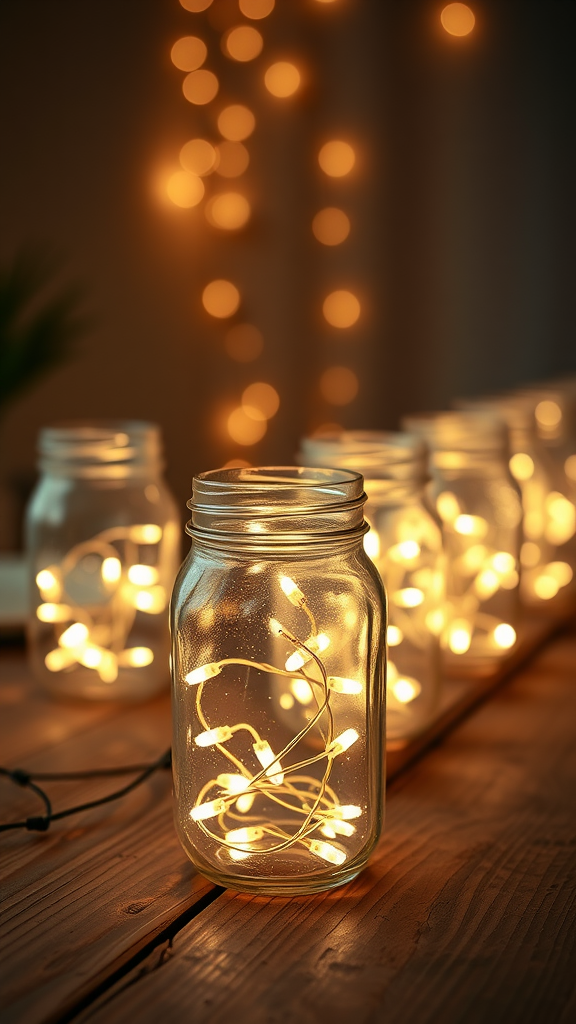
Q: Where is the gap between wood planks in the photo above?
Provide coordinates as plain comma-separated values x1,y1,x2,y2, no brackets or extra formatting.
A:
53,616,574,1024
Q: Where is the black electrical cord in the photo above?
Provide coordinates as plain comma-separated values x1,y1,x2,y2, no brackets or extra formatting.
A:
0,748,172,833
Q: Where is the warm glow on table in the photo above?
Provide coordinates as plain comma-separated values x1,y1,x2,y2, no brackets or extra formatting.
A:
182,69,219,105
440,3,475,36
312,207,350,245
202,279,241,318
323,289,360,328
320,366,359,405
318,140,356,177
218,105,256,141
264,62,301,97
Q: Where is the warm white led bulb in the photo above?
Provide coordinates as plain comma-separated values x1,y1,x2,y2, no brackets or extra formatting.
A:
36,603,73,623
190,798,227,821
290,678,314,704
280,575,306,607
225,826,263,843
130,524,163,544
127,564,159,586
392,588,424,608
45,648,77,672
253,739,284,784
329,728,359,756
285,632,330,672
454,514,488,538
118,647,154,667
217,773,250,794
35,567,62,600
185,662,222,685
493,623,517,649
58,622,89,649
101,556,122,584
386,625,403,647
448,620,472,654
327,676,362,694
309,839,346,866
194,726,233,747
391,677,421,704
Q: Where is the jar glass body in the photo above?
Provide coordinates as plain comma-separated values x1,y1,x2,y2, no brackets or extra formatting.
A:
457,396,576,609
171,467,386,896
299,432,443,744
403,413,522,674
26,423,180,700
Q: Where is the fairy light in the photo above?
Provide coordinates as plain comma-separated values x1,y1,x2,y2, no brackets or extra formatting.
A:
128,564,159,586
224,26,263,62
329,729,359,756
195,726,234,747
215,141,250,178
389,540,420,562
509,453,534,481
101,556,122,583
133,586,166,613
318,141,356,177
37,603,73,623
186,662,222,685
448,620,472,655
202,279,241,317
180,0,213,11
59,623,89,649
387,625,403,646
264,62,301,97
392,588,424,608
436,491,461,522
565,455,576,482
36,568,61,601
217,105,256,142
217,774,250,794
454,514,488,538
328,676,362,694
322,290,360,328
182,69,219,105
440,3,475,36
253,739,284,784
170,36,207,72
535,400,562,429
312,208,350,246
291,679,314,704
190,798,227,822
167,171,205,208
280,575,306,606
493,624,516,650
363,527,380,559
205,192,251,230
309,840,346,866
227,407,267,446
118,647,155,667
180,138,218,176
391,677,421,704
242,382,280,421
239,0,275,17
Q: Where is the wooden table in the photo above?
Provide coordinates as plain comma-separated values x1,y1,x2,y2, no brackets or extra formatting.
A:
1,627,575,1024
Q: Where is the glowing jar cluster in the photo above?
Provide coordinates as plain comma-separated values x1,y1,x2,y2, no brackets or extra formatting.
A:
171,466,385,896
299,431,444,743
26,423,180,700
456,394,576,609
403,412,522,673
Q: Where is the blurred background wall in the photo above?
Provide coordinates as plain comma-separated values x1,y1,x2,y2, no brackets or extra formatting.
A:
1,0,575,547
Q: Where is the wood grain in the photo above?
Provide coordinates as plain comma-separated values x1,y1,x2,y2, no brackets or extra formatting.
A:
77,629,576,1024
0,677,214,1024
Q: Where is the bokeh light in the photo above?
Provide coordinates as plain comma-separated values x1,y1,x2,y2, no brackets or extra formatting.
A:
264,62,301,97
312,207,350,245
565,455,576,481
225,323,264,362
218,105,256,141
215,141,250,177
205,192,251,230
242,382,280,420
322,290,361,328
320,366,359,405
223,458,252,468
182,69,219,105
239,0,275,17
170,37,207,72
227,407,267,445
535,400,562,429
166,171,205,208
224,26,264,62
318,140,355,177
180,0,213,10
180,138,218,176
440,3,475,36
202,279,241,318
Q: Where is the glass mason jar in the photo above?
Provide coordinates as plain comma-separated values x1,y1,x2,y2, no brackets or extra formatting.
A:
26,421,180,700
402,411,522,674
457,395,576,609
298,431,443,745
171,466,386,896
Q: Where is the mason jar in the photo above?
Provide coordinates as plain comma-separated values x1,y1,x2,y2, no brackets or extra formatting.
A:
402,411,522,674
457,394,576,609
299,431,443,745
171,466,386,896
26,421,180,700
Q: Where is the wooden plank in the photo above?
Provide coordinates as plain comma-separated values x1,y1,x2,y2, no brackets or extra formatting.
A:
0,690,216,1024
76,629,576,1024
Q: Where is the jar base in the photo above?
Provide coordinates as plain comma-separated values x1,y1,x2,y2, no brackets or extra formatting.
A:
195,863,366,896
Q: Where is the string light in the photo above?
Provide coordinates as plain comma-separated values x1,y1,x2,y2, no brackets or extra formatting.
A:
202,279,241,318
312,207,350,246
318,141,355,177
170,37,207,72
167,171,205,208
224,26,264,62
264,62,301,97
182,69,219,105
239,0,275,17
440,3,475,36
322,290,360,328
205,192,251,230
186,579,365,867
180,139,218,176
217,105,256,142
